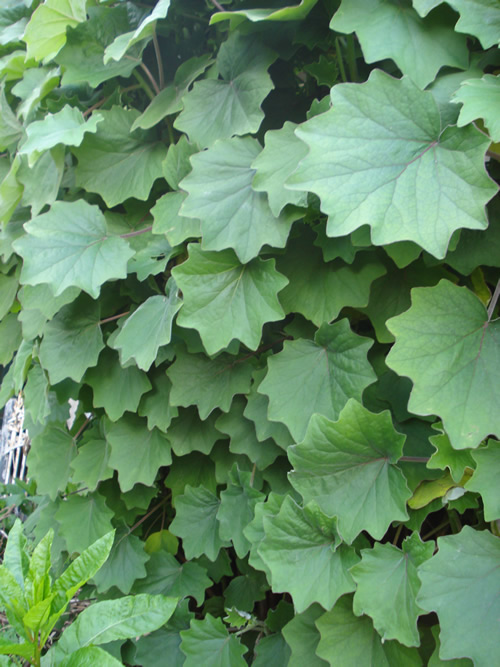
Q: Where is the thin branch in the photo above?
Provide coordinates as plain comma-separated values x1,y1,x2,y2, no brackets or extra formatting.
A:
399,456,430,463
120,225,153,239
133,70,155,101
392,523,403,546
211,0,225,10
82,97,108,118
72,416,92,442
152,29,165,89
140,61,161,96
487,277,500,320
99,311,130,325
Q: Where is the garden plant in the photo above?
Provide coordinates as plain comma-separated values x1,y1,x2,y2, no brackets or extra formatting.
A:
0,0,499,665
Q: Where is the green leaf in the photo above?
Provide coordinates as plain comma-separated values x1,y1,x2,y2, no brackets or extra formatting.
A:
133,600,193,667
276,233,386,326
428,626,473,667
13,200,133,299
259,496,359,612
59,646,123,667
251,121,309,216
351,533,434,646
359,259,447,343
55,594,178,654
19,146,65,217
427,425,475,483
0,83,22,150
331,0,468,88
133,551,210,606
38,295,104,383
170,485,230,561
417,527,500,666
168,408,221,457
56,492,114,554
104,0,171,63
216,397,282,469
172,245,288,356
288,69,497,258
70,439,114,491
73,107,166,207
386,280,500,449
111,281,181,372
289,400,410,543
0,156,23,226
23,0,87,62
453,74,500,142
138,370,178,432
408,469,472,510
105,415,172,492
315,596,421,666
51,530,115,612
175,33,275,148
253,633,291,667
85,348,152,421
414,0,500,48
259,320,376,442
3,520,28,590
132,55,213,131
55,6,146,88
465,440,500,520
180,137,297,263
151,191,201,246
27,425,77,500
244,369,293,450
167,348,253,419
20,106,103,165
92,529,149,595
180,614,247,667
162,136,200,191
217,466,264,558
210,0,318,25
11,67,60,121
282,604,328,667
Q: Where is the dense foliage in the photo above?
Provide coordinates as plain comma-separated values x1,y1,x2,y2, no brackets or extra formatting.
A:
1,0,499,665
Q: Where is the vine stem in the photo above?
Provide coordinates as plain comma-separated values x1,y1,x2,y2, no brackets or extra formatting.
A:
211,0,224,10
152,29,164,89
99,311,130,325
487,278,500,320
120,225,153,238
399,456,429,463
133,70,155,101
140,61,161,95
335,38,347,83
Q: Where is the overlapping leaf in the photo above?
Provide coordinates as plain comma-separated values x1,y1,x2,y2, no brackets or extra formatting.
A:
180,137,298,263
13,200,133,299
386,280,500,449
351,533,434,646
315,596,421,666
175,33,275,148
73,107,166,207
454,74,500,141
288,400,411,542
259,496,359,612
105,415,172,492
172,245,288,356
288,69,497,258
417,527,500,666
259,321,376,442
331,0,468,88
167,349,253,419
111,280,181,371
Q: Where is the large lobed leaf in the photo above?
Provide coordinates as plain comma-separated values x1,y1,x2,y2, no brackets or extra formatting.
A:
288,69,497,258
